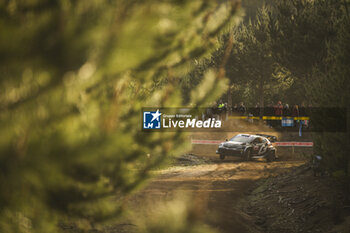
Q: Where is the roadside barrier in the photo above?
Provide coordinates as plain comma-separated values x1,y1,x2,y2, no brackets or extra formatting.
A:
274,141,313,154
274,142,313,147
191,139,313,154
191,139,313,146
228,116,310,120
191,140,222,145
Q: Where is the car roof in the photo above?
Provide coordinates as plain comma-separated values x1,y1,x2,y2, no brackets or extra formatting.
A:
236,134,269,140
236,134,259,138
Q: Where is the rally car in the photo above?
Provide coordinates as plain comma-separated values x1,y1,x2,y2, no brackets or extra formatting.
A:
216,134,277,162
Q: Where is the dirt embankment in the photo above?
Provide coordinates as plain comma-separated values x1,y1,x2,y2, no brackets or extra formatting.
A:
97,126,345,233
243,164,350,233
119,158,306,233
111,153,349,233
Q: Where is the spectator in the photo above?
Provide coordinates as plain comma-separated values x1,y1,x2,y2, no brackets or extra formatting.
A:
254,103,260,117
283,103,291,116
217,100,225,120
217,100,224,112
299,102,306,117
265,102,274,127
292,104,300,128
274,101,283,127
238,102,246,116
292,104,299,117
274,101,283,116
232,103,238,113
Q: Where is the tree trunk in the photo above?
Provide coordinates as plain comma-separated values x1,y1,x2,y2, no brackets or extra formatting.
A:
259,76,264,119
227,86,232,115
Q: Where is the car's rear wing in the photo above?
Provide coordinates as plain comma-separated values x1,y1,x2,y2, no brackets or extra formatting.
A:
256,134,278,142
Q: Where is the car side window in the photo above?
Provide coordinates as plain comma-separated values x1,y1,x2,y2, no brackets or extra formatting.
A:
253,138,261,144
257,137,263,143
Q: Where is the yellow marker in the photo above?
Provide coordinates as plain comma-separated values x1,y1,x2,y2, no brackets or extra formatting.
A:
228,116,249,119
294,117,310,120
229,116,310,120
262,116,282,120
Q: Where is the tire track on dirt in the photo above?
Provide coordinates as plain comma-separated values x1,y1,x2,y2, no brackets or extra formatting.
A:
125,160,305,233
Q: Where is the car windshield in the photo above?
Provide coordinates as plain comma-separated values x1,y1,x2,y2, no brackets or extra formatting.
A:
230,135,254,143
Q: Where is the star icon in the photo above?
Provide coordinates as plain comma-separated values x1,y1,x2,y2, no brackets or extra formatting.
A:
151,109,161,122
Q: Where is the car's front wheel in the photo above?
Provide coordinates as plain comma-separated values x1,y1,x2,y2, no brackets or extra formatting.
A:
243,149,251,161
219,154,225,160
266,150,276,162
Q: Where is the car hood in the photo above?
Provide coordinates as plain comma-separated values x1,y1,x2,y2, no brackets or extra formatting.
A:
222,141,246,148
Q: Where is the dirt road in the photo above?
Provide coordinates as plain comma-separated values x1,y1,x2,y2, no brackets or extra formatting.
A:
126,157,305,233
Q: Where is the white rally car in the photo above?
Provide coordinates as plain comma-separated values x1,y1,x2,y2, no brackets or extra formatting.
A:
216,134,277,162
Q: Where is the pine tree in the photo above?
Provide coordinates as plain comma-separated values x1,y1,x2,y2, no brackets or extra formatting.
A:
266,0,350,188
226,6,293,110
308,13,350,188
0,1,241,232
270,0,343,104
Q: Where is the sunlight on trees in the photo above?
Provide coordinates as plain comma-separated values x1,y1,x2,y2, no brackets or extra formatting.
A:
0,1,242,232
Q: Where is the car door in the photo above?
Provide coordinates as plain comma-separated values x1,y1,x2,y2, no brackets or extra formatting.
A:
258,138,268,155
252,138,262,155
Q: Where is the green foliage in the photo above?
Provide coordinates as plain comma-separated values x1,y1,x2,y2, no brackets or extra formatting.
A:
224,0,349,183
308,15,350,179
0,1,241,232
225,0,347,106
190,69,229,106
241,0,275,22
269,0,344,104
226,5,293,107
261,0,350,180
261,0,349,181
138,196,217,233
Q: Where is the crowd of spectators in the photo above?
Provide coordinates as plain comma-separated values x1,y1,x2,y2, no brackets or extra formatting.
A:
213,100,309,117
207,100,310,128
